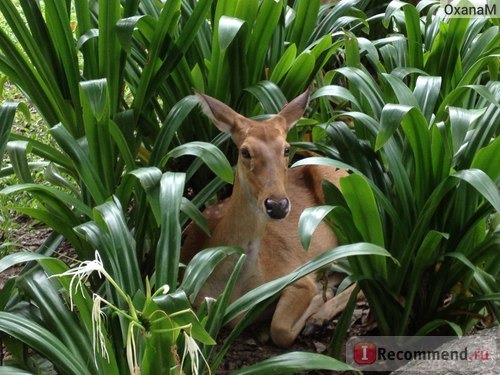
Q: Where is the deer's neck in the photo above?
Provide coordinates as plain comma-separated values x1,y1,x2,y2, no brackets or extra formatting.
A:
208,176,268,260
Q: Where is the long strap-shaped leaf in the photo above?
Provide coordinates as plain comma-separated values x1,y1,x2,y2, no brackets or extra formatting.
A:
0,312,92,375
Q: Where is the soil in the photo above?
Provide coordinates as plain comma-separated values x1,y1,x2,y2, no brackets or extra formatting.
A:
0,219,376,374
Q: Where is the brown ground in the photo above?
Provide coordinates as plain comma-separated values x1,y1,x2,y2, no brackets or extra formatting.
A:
0,219,375,373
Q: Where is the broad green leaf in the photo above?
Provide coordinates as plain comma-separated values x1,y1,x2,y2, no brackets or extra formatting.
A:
413,319,463,337
150,95,200,166
225,242,394,323
218,16,245,51
471,137,500,180
0,102,30,162
80,79,108,122
0,366,32,374
449,106,486,155
50,123,108,204
270,44,297,84
247,0,282,83
0,183,92,218
233,351,355,375
156,172,185,289
180,246,244,301
381,74,419,107
413,76,441,123
400,106,433,206
311,85,361,110
336,67,384,117
340,174,385,249
6,140,33,183
167,141,234,183
453,169,500,213
153,290,216,345
180,197,210,236
290,0,320,51
376,103,412,150
298,205,335,251
16,269,95,372
0,252,52,274
282,51,315,97
244,81,288,114
0,312,91,375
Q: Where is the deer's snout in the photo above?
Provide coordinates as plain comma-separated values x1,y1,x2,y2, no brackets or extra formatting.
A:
264,197,290,219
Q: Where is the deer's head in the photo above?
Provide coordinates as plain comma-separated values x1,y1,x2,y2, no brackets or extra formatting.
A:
196,89,309,220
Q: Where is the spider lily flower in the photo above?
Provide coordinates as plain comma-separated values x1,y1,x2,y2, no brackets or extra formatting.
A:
181,330,210,375
50,250,107,310
92,293,110,364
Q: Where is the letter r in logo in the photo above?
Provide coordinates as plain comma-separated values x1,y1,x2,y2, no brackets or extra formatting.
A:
353,342,377,364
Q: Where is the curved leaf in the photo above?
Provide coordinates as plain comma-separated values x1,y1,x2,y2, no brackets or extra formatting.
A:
156,172,185,289
298,205,335,251
167,141,234,183
180,246,244,301
453,169,500,213
233,351,355,375
225,242,394,323
0,312,91,375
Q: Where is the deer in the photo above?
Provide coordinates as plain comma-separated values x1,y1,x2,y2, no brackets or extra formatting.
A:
180,89,351,348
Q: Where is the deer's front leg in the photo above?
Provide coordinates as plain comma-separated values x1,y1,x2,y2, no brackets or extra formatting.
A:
270,277,324,348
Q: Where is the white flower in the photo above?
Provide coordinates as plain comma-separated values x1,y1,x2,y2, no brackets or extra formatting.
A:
92,294,109,364
181,330,210,375
50,250,106,310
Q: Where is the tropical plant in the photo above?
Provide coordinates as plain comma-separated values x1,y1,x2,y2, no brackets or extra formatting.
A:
297,0,499,355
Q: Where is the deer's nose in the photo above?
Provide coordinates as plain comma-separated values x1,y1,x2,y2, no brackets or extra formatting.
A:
264,197,290,219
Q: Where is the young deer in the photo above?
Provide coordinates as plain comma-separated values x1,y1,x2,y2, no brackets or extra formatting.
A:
181,89,347,348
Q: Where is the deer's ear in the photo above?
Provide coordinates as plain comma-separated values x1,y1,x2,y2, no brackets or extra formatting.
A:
277,88,310,130
195,91,244,134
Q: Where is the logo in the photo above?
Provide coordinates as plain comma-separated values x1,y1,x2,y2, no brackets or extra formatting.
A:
353,342,377,365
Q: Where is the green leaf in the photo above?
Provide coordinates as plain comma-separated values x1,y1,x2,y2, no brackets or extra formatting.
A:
156,172,185,289
0,102,29,162
376,103,412,150
150,95,200,167
6,140,33,183
233,351,355,375
340,174,385,248
167,141,234,183
290,0,321,51
0,366,33,374
311,85,361,110
413,76,441,123
0,312,91,375
225,243,394,323
454,169,500,213
218,16,245,51
282,51,315,97
298,205,335,251
50,123,108,204
270,44,297,84
180,246,244,301
0,183,92,218
413,319,463,337
0,252,51,274
471,137,500,181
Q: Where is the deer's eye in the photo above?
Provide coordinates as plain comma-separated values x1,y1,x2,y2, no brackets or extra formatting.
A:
240,147,251,159
284,147,290,157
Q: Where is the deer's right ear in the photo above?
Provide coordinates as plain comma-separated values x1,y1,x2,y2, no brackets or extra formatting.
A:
195,91,243,134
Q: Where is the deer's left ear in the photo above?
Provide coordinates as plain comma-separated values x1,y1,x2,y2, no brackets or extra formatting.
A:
195,90,246,134
277,88,311,130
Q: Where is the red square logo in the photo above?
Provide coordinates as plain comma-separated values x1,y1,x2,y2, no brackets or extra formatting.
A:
353,342,377,365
